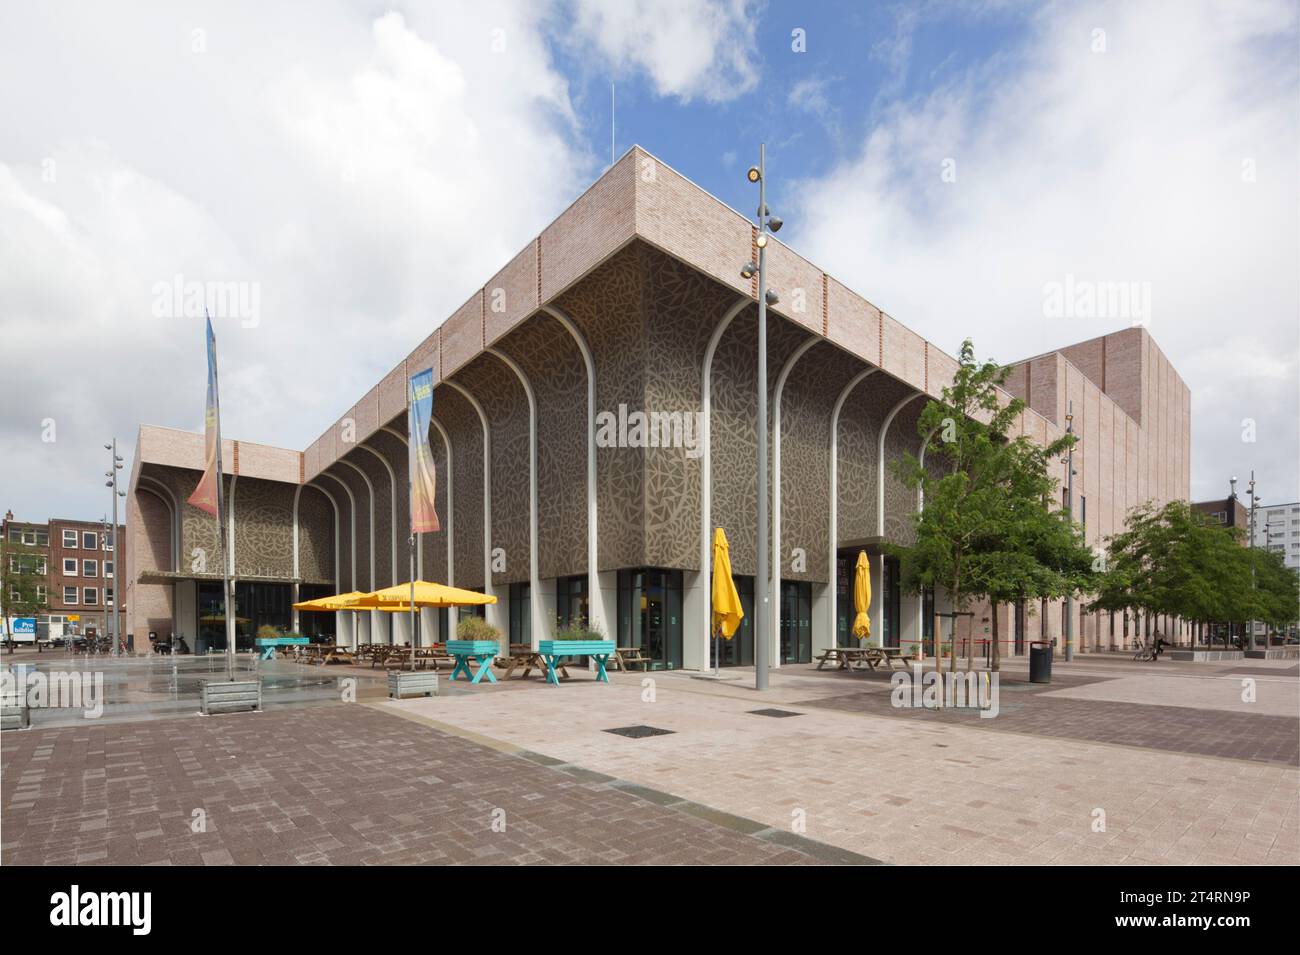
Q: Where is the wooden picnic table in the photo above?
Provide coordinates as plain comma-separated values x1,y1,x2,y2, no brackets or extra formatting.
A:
611,646,653,671
496,650,570,681
815,646,915,671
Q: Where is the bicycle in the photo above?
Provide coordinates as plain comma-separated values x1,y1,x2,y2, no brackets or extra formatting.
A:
1132,640,1156,662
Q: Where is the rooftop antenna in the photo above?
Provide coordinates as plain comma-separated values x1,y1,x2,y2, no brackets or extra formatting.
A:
611,83,615,167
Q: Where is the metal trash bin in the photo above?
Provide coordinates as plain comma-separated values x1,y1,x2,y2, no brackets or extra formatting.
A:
1029,641,1053,683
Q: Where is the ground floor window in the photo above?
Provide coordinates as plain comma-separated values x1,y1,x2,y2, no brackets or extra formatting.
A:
881,556,900,649
509,582,530,646
617,568,682,670
835,550,898,647
715,574,753,667
556,575,588,631
197,581,292,652
297,583,335,641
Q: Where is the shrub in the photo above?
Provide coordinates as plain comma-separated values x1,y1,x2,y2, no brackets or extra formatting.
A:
256,624,280,640
552,615,608,641
455,615,500,642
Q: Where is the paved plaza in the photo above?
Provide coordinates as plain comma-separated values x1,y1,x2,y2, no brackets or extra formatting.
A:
2,652,1297,865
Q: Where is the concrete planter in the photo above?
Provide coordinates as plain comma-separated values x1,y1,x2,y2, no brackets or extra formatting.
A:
200,679,262,715
0,702,29,730
1245,646,1299,660
1168,649,1244,662
388,670,439,699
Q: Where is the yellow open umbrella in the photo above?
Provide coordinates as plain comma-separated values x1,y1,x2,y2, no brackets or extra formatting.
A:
852,551,872,645
292,591,368,611
711,528,744,672
350,580,497,609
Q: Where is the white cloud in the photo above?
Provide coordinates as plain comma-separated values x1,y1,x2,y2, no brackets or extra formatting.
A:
568,0,760,102
0,1,595,520
789,0,1300,504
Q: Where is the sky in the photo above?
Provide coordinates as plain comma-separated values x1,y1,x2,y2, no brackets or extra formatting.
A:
1,0,1297,523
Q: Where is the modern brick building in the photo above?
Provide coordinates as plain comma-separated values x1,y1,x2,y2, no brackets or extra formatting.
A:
125,147,1193,663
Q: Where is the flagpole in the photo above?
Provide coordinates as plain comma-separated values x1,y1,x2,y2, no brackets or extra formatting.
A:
208,319,236,682
408,390,417,672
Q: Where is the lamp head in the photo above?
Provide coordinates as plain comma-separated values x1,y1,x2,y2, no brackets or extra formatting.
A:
746,166,761,183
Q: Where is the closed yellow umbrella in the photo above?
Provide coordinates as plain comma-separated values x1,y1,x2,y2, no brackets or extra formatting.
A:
711,527,744,673
852,551,872,645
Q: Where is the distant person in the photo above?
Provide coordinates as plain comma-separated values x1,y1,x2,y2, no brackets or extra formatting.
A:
1153,632,1166,660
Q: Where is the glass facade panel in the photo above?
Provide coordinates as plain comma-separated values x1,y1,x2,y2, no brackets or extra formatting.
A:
509,582,530,646
617,568,682,669
780,580,812,663
714,575,753,667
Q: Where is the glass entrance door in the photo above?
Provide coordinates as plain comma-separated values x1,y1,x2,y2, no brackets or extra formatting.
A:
716,575,753,667
617,569,683,669
780,581,811,663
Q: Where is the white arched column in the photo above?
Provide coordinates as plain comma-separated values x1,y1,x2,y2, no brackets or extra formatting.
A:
336,457,381,643
443,379,498,639
540,305,609,640
138,475,181,572
828,368,878,651
913,424,940,655
693,297,754,671
486,347,543,648
317,471,359,646
875,392,924,648
771,335,818,668
357,443,398,588
302,481,343,642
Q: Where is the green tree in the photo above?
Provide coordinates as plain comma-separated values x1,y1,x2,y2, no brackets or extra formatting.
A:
965,436,1095,670
895,339,1084,675
1095,500,1264,646
1247,547,1300,641
0,537,49,652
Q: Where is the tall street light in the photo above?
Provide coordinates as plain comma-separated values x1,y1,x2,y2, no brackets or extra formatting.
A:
104,439,124,656
741,145,782,691
1063,402,1077,662
1247,471,1259,652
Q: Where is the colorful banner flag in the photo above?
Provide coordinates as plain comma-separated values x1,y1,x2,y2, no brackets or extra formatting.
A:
187,316,222,516
408,368,440,534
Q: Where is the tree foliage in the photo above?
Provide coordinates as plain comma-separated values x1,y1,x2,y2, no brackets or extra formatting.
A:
1094,500,1299,639
894,339,1094,671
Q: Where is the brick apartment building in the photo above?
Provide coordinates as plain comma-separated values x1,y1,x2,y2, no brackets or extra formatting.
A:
2,510,126,642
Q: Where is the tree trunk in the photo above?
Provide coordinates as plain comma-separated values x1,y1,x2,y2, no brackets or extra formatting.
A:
991,601,1001,672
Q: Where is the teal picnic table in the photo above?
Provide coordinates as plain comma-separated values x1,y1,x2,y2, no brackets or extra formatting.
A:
446,640,499,684
254,636,310,660
537,639,616,685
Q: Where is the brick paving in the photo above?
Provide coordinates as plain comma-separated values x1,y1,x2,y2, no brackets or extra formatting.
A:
384,664,1300,865
796,681,1300,766
0,704,837,865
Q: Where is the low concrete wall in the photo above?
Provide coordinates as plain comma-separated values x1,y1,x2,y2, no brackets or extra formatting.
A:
1168,649,1245,662
1244,646,1299,660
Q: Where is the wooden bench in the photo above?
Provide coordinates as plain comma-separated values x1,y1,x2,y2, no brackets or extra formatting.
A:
497,651,570,681
612,646,653,671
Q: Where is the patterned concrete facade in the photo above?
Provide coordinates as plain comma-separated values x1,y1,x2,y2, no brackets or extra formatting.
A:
125,146,1191,659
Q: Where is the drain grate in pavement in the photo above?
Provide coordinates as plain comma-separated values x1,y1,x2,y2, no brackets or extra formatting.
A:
748,708,802,718
604,725,675,739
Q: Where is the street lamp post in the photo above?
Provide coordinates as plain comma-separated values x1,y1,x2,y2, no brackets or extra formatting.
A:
741,145,782,692
104,439,124,656
1247,471,1259,652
